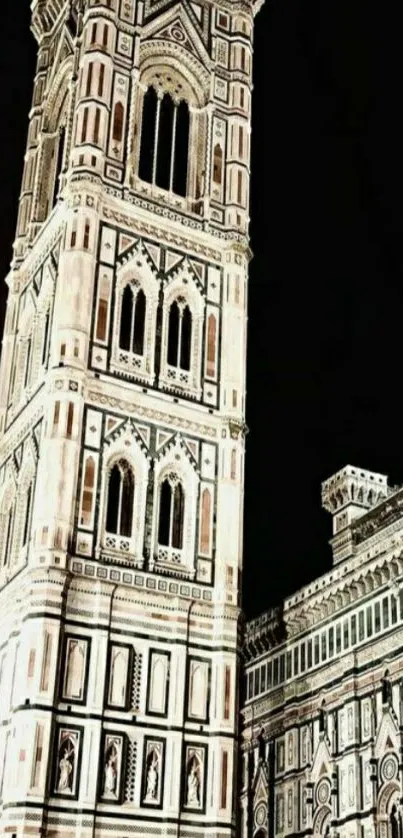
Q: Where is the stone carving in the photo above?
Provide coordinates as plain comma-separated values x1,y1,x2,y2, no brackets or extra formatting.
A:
102,736,123,799
55,729,79,795
184,747,204,809
143,742,163,804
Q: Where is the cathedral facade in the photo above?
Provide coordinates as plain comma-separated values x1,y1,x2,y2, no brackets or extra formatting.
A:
0,0,264,836
241,465,403,838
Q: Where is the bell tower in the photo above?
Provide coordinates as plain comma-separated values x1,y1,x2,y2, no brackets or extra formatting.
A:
0,0,264,836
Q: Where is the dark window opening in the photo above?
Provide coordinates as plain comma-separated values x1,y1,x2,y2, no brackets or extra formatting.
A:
172,482,184,549
138,87,157,184
119,285,146,356
106,460,134,537
173,100,189,197
180,305,192,371
138,87,190,198
167,301,192,371
94,108,101,145
119,285,133,351
158,479,171,546
133,289,146,355
167,301,180,367
158,479,184,550
156,93,174,191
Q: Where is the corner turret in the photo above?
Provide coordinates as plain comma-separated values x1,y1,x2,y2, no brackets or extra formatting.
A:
321,465,389,563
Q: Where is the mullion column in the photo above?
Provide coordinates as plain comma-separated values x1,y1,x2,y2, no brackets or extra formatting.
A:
152,96,162,186
169,104,178,192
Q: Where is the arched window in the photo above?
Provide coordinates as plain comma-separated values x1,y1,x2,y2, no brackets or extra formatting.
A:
158,478,184,550
106,460,134,537
156,93,174,191
112,102,124,143
173,100,190,197
139,87,157,184
167,301,192,371
119,285,146,356
138,87,190,198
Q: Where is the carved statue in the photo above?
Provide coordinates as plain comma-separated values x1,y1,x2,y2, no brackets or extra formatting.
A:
57,743,74,792
146,753,159,800
104,753,118,796
187,761,200,806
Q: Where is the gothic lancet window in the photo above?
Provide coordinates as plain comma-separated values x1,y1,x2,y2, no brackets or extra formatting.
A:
138,87,190,198
119,285,146,356
158,478,184,550
106,460,135,537
167,301,192,371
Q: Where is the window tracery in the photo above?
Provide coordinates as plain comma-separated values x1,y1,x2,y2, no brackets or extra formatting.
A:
138,87,190,198
99,433,149,564
158,475,185,552
111,252,159,384
151,441,198,577
106,459,135,539
133,55,209,213
119,285,146,357
159,270,204,397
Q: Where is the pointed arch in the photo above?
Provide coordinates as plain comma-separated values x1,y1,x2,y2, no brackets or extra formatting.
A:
158,477,184,550
106,459,135,537
180,305,192,371
119,284,146,356
156,93,174,190
173,100,189,197
139,86,157,184
119,285,133,351
167,300,192,371
133,289,146,355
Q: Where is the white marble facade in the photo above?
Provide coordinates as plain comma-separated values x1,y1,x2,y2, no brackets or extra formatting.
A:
242,466,403,838
0,0,263,835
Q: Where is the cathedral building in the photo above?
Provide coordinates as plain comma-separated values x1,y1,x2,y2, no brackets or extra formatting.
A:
0,0,264,836
242,465,403,838
1,3,401,838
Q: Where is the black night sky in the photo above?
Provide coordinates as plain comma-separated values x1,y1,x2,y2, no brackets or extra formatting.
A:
1,0,403,620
